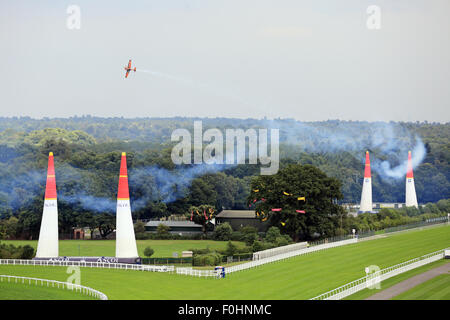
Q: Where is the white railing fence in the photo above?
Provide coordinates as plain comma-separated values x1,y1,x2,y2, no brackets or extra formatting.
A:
175,267,217,277
252,242,308,260
0,274,108,300
310,248,448,300
5,222,444,281
0,259,174,273
0,238,356,279
227,238,358,274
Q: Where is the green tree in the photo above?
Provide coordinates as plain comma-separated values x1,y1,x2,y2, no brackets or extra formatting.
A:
2,216,19,239
252,240,264,252
275,236,290,247
156,223,170,238
21,245,35,259
17,203,42,240
134,221,146,234
188,204,216,236
240,226,258,246
143,246,154,258
249,164,346,241
213,222,233,241
76,212,97,240
224,241,238,256
94,213,115,239
265,226,282,243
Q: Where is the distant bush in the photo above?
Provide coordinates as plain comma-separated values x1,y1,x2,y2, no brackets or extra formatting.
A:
262,242,277,250
144,246,155,258
251,241,275,252
229,231,242,241
213,222,233,241
0,242,35,259
348,203,450,234
190,247,212,255
192,252,222,266
252,240,264,252
21,245,35,259
224,241,238,256
239,226,259,246
265,226,281,243
135,232,149,240
156,224,171,239
275,236,290,247
134,221,146,234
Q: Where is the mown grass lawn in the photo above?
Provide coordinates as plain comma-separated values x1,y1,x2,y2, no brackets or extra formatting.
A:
2,239,245,258
0,224,448,300
345,259,450,300
393,273,450,300
0,281,95,300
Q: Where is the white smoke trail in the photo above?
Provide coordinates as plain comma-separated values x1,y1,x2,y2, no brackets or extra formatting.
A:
372,136,426,179
262,119,427,181
129,163,232,205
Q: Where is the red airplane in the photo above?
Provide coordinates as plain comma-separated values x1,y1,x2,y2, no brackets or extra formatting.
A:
124,59,136,78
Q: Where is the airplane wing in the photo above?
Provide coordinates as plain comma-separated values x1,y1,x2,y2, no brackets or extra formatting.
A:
125,70,130,78
128,60,132,69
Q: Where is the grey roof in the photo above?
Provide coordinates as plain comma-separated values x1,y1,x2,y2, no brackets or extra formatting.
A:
216,210,256,218
145,220,202,228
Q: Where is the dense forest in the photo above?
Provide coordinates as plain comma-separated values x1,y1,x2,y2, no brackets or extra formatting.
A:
0,117,448,239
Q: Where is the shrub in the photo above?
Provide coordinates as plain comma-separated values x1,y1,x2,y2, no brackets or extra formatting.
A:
224,241,238,256
134,221,146,234
240,226,258,246
213,222,233,241
252,240,264,252
135,232,151,240
265,226,281,243
21,245,35,259
190,247,212,255
143,246,155,258
243,232,258,246
238,245,253,254
156,224,170,238
275,236,289,247
230,231,243,241
192,252,222,266
0,242,35,259
262,241,276,250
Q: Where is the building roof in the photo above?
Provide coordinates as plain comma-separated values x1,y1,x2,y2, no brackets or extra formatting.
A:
216,210,256,219
144,220,202,228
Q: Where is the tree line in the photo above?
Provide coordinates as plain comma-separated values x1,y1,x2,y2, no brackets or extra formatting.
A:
0,118,448,241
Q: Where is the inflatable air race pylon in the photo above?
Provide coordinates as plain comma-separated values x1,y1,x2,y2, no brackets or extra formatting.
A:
359,151,373,213
36,152,59,258
115,152,139,259
405,151,418,208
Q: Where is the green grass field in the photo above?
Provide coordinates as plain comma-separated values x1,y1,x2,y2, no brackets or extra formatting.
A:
0,281,95,300
345,259,450,300
0,224,448,300
394,273,450,300
2,239,245,258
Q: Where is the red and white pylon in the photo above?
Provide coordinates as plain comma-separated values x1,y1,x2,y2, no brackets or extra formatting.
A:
359,151,373,213
36,152,59,258
115,152,139,258
405,151,418,208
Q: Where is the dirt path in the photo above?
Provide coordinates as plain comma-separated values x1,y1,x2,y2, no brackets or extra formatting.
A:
365,260,450,300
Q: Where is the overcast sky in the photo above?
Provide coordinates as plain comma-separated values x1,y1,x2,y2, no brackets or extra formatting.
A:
1,0,449,122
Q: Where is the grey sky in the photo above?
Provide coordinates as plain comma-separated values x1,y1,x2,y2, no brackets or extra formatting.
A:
1,0,449,122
